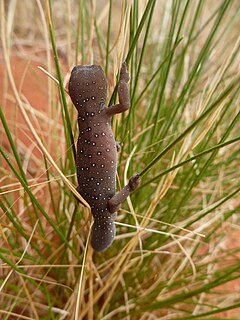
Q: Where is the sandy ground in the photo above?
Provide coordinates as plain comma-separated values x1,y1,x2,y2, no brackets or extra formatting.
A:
1,54,240,318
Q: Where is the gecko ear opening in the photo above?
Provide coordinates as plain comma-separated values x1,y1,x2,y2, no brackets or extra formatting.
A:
91,220,116,252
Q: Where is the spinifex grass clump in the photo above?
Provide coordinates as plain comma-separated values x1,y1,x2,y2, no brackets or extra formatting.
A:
1,0,240,318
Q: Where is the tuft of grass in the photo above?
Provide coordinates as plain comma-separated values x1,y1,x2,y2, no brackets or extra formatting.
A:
1,0,240,319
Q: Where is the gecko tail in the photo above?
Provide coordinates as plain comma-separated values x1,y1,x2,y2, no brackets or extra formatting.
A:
91,218,116,252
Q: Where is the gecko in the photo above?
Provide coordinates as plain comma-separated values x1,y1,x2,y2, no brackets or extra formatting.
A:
68,62,140,252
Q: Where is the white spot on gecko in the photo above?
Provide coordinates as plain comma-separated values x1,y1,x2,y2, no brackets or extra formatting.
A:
68,63,135,252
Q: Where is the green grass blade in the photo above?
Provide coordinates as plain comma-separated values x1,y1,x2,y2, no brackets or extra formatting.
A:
139,135,240,190
0,147,79,258
47,0,76,164
125,0,156,64
105,0,112,75
139,77,239,177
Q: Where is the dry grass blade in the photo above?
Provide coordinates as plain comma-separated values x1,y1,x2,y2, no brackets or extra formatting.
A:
1,0,240,318
0,3,89,209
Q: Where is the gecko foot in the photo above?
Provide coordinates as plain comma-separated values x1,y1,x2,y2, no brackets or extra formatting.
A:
128,174,140,192
116,141,121,152
120,62,130,83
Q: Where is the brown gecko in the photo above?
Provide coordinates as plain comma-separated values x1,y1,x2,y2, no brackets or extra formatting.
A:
68,62,140,252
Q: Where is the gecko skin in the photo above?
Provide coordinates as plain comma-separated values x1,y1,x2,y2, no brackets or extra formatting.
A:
68,62,140,252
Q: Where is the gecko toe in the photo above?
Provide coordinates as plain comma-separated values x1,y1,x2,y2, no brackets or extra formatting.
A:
129,174,140,192
120,62,130,82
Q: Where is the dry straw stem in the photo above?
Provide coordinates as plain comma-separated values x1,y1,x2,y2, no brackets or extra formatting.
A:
150,34,240,214
0,221,39,318
112,0,132,74
0,1,89,209
74,222,93,320
0,174,76,196
37,66,69,93
1,0,240,318
79,227,202,318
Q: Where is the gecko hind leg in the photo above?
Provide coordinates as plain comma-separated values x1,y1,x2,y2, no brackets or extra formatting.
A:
107,174,140,214
116,141,121,152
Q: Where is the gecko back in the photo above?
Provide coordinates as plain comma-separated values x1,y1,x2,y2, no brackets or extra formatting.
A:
69,63,140,252
69,65,117,251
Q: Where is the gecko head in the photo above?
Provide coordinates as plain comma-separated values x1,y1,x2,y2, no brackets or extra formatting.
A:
91,218,116,252
68,65,108,112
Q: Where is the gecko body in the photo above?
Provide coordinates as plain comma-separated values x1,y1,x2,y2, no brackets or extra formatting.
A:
68,63,139,252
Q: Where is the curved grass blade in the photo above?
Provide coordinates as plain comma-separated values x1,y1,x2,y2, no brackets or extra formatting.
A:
0,147,79,258
139,77,239,177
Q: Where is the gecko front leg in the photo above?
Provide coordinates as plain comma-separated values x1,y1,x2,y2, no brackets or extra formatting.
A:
107,174,140,214
106,62,130,116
